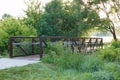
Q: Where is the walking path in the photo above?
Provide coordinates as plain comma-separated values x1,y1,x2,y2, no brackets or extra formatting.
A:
0,55,40,70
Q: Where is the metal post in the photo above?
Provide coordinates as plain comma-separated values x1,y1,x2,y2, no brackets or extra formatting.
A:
32,38,34,55
9,37,13,58
101,38,104,49
89,38,92,50
39,36,43,58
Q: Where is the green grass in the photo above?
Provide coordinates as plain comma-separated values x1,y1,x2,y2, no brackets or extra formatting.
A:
0,62,83,80
0,62,119,80
0,51,9,58
0,41,120,80
0,55,3,58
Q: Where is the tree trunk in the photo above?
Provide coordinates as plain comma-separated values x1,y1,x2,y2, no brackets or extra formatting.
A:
112,32,117,41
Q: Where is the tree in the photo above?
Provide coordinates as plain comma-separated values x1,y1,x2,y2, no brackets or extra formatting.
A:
60,0,101,36
24,0,42,36
2,13,11,19
41,0,101,37
23,0,103,37
42,0,64,36
0,17,37,52
90,0,120,41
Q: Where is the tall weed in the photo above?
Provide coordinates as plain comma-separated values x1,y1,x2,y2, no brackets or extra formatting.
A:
42,42,105,73
81,55,104,72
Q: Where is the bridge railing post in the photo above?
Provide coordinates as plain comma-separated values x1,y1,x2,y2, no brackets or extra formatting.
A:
101,38,104,49
32,38,35,55
9,37,13,58
39,36,43,58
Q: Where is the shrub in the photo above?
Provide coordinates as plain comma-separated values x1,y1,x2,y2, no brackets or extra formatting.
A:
56,52,83,70
42,51,57,64
80,71,114,80
42,41,68,64
81,55,104,72
42,42,105,73
92,71,114,80
98,47,116,61
111,41,120,48
97,41,120,62
80,73,92,80
42,42,82,69
43,41,67,55
0,17,37,53
103,63,120,80
113,48,120,62
98,45,120,62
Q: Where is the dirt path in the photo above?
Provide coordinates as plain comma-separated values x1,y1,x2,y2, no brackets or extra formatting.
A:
0,55,40,70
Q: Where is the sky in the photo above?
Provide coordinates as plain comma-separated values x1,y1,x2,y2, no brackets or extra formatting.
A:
0,0,109,19
0,0,51,19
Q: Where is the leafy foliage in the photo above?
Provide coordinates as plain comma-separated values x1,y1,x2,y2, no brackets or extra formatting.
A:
111,41,120,48
103,62,120,80
40,0,64,36
97,41,120,62
0,17,37,53
24,0,42,35
0,42,120,80
91,71,114,80
92,0,120,41
42,42,104,72
23,0,101,37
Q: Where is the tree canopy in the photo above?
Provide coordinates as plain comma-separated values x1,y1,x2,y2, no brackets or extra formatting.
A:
0,17,37,52
89,0,120,41
1,0,120,52
23,0,101,37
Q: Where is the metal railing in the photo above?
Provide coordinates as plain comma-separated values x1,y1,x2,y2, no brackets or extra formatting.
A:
9,36,103,58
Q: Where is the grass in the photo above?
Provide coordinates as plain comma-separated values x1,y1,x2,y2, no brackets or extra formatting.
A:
0,55,3,58
0,41,120,80
0,51,9,58
0,62,119,80
0,58,120,80
0,62,83,80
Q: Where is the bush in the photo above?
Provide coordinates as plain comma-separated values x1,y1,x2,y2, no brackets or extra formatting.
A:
80,71,114,80
80,73,92,80
42,42,83,70
98,41,120,62
42,42,81,68
56,52,83,71
81,55,104,72
0,17,37,53
42,42,105,72
92,71,114,80
42,41,68,63
111,41,120,48
98,47,116,61
42,51,57,64
103,63,120,80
